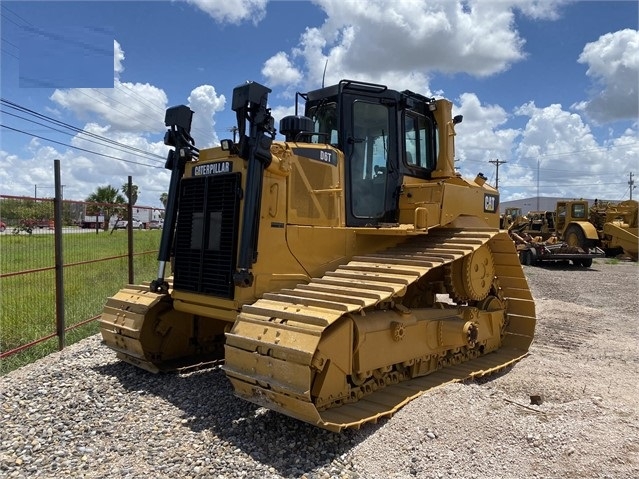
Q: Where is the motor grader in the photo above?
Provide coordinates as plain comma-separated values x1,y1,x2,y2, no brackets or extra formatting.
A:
100,80,536,432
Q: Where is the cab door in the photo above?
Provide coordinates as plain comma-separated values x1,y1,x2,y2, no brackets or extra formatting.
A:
341,93,399,226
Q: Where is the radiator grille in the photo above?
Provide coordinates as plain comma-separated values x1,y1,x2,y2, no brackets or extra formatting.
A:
173,173,241,298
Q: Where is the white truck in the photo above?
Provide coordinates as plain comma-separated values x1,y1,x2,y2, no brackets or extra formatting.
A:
108,208,163,230
131,207,162,229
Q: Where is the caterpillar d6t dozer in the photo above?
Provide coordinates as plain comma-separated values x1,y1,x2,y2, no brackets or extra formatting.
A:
100,80,536,432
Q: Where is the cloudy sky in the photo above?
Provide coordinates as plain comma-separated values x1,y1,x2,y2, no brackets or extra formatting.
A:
1,0,637,208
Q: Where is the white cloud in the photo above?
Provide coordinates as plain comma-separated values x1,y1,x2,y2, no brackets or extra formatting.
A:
449,95,638,202
504,101,639,200
261,0,568,92
114,40,125,76
455,93,518,154
261,52,302,87
0,138,171,207
511,0,568,20
452,93,520,182
185,0,268,24
187,85,226,148
514,101,596,154
573,29,639,123
50,80,168,133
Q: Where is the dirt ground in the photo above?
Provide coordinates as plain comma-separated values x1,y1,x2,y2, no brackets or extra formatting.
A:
347,260,639,479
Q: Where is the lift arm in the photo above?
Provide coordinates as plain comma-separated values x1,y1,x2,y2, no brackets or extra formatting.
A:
150,105,197,293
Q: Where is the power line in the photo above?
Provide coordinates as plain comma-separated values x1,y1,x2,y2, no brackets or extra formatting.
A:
2,5,110,57
500,182,628,188
1,4,34,27
0,5,212,141
1,109,165,163
1,48,18,60
1,98,165,161
488,158,507,189
0,124,163,168
462,141,639,162
115,82,213,141
1,37,18,49
64,88,164,137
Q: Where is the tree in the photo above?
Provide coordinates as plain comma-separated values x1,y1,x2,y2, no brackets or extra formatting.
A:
160,192,168,209
0,198,53,225
86,185,126,230
121,183,139,206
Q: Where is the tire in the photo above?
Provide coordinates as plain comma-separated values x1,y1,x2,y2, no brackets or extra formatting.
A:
564,224,588,250
522,250,532,266
580,258,593,268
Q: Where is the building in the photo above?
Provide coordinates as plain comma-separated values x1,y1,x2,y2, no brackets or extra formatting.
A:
499,196,610,214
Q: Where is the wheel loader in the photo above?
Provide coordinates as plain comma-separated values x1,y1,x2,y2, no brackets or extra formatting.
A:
100,80,536,432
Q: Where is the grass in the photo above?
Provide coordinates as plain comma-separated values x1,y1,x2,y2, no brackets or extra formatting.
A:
0,229,162,374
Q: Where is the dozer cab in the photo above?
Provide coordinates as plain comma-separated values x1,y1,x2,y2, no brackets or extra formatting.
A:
499,206,523,229
100,80,536,431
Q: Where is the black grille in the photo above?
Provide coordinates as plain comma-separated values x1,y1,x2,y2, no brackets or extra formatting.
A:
173,173,241,298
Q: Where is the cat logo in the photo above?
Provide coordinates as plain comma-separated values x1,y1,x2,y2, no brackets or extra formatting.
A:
484,194,499,213
193,161,232,176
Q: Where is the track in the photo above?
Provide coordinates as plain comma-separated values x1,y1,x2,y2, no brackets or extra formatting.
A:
224,229,536,431
100,279,226,373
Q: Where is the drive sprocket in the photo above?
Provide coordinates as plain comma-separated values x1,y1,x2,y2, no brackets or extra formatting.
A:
444,244,495,302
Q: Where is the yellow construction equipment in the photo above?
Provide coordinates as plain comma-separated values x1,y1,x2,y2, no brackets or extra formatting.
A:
589,200,638,261
100,80,536,431
510,200,638,261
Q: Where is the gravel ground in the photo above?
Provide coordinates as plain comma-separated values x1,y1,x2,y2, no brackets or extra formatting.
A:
1,261,638,479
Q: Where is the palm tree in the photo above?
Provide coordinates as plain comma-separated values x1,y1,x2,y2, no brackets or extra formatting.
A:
160,192,168,209
121,183,139,206
86,185,126,230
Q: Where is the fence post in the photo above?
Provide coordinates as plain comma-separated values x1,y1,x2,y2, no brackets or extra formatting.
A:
54,160,65,350
127,176,134,284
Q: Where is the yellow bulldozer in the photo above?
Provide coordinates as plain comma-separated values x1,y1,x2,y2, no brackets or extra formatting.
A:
99,80,536,432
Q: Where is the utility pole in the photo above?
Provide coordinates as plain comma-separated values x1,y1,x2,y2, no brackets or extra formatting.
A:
629,172,635,200
537,159,540,210
488,159,507,189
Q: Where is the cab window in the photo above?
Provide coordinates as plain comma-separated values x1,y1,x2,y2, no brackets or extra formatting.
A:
572,203,586,219
308,102,338,145
404,113,435,171
350,101,389,218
